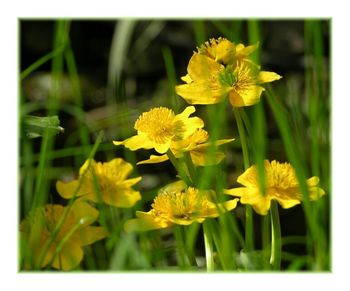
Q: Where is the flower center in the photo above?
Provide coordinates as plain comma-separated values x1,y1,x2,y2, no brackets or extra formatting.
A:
152,187,210,220
135,107,183,144
265,161,298,189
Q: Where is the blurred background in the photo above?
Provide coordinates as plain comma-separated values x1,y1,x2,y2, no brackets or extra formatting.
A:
19,19,330,270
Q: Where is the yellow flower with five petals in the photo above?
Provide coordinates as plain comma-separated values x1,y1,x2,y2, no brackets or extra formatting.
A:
224,160,325,215
20,199,108,270
124,181,238,231
113,106,204,154
175,38,281,107
56,158,141,208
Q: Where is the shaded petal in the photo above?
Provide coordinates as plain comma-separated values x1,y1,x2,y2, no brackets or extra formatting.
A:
190,149,225,166
154,139,172,154
74,226,109,246
257,71,282,83
214,39,236,64
103,188,141,208
187,53,224,81
124,211,169,232
236,43,259,59
205,199,239,217
175,81,229,105
119,176,142,188
274,197,301,209
307,176,320,187
56,180,85,199
228,86,264,107
137,154,169,165
308,186,326,201
52,241,84,270
103,158,133,180
71,199,99,225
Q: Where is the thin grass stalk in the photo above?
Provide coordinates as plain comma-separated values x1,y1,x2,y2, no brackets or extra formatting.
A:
20,45,65,80
64,41,90,154
203,220,214,271
162,46,179,112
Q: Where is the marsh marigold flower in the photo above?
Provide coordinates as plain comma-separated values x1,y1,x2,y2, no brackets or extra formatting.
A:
124,181,238,231
113,106,204,154
175,37,282,107
20,199,108,270
137,128,234,166
56,158,141,208
225,160,325,215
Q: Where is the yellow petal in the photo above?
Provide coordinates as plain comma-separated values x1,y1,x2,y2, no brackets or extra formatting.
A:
257,71,282,83
56,180,84,199
251,197,271,215
113,134,154,151
236,165,259,187
137,154,169,165
124,211,169,232
228,86,264,107
74,226,109,246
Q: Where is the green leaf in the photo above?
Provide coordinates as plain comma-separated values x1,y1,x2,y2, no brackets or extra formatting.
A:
23,115,64,138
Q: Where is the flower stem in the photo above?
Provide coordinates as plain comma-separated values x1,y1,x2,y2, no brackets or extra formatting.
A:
233,108,254,253
174,225,190,270
270,200,282,270
203,221,215,271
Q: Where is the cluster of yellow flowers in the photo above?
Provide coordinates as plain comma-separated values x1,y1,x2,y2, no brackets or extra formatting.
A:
20,158,142,270
114,37,325,230
20,37,325,271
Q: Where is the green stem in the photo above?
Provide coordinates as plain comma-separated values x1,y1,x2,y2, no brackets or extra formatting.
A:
270,201,282,270
203,221,214,271
233,108,254,253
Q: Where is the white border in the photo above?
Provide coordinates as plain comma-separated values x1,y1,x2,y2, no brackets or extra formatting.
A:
1,0,349,290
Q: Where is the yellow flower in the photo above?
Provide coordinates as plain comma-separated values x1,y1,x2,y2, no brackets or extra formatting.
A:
225,160,325,215
137,129,234,166
20,199,108,270
124,181,238,231
56,158,141,208
175,38,281,107
113,106,204,154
